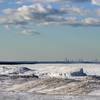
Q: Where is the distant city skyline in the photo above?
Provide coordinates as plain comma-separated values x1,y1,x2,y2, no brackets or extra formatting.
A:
0,0,100,61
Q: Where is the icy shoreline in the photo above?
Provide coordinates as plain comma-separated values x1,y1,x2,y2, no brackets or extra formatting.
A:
0,64,100,96
0,64,100,78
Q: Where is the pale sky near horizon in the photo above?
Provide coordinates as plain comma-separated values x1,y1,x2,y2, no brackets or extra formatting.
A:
0,0,100,61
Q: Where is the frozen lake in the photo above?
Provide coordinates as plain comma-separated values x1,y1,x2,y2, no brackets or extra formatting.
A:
0,63,100,97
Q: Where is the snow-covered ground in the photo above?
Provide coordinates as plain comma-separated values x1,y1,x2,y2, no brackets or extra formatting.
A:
0,92,100,100
0,63,100,96
0,64,100,78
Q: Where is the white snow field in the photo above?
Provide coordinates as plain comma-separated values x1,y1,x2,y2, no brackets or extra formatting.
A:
0,92,100,100
0,64,100,78
0,63,100,99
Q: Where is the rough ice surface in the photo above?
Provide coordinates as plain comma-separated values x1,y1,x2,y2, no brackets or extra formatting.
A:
0,64,100,78
0,64,100,99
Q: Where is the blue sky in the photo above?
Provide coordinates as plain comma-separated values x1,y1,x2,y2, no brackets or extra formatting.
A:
0,0,100,61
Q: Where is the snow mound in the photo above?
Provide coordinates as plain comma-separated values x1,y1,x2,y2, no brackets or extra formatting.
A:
0,66,39,78
0,66,32,75
9,67,32,74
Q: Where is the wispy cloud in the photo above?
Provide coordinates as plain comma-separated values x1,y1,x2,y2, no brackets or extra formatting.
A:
0,0,100,36
18,29,40,36
1,3,100,26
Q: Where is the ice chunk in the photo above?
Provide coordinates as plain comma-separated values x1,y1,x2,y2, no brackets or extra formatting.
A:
70,68,87,76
